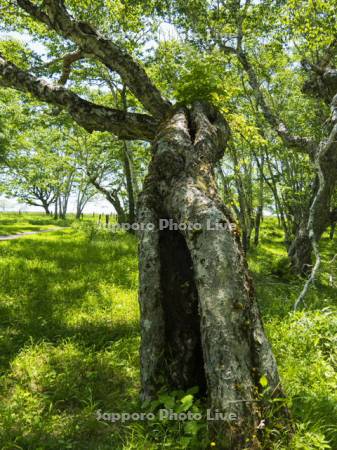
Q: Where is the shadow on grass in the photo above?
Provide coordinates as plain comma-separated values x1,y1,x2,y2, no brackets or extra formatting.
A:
0,230,139,366
0,228,144,449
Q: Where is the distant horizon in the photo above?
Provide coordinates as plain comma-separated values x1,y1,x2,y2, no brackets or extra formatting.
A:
0,195,116,215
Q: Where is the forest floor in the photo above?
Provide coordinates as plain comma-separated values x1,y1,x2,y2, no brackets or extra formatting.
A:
0,213,335,449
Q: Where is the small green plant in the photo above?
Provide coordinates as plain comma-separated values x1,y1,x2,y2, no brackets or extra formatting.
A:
291,423,331,449
142,387,209,449
80,221,101,242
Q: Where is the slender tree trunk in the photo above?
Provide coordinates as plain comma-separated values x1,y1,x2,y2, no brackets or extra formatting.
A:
89,178,127,225
122,141,136,224
42,203,50,215
254,206,263,247
58,197,64,219
254,161,264,246
76,202,81,219
54,196,59,219
108,194,126,225
76,205,82,220
231,147,253,253
76,190,84,219
138,103,287,448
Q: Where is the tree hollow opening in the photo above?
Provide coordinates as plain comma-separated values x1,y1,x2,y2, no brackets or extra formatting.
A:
159,227,206,395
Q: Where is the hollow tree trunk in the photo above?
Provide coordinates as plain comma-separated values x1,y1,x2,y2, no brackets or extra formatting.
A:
138,102,286,449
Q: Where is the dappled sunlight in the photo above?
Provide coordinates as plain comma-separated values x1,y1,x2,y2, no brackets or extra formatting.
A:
0,216,336,448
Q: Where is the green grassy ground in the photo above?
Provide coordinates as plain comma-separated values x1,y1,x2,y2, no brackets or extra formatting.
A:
0,212,73,235
0,214,335,449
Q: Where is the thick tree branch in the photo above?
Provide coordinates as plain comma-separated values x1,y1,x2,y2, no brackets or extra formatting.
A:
302,64,337,104
0,55,158,141
58,49,83,85
16,0,171,118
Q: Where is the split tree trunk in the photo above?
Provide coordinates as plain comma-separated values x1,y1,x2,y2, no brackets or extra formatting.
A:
138,102,286,449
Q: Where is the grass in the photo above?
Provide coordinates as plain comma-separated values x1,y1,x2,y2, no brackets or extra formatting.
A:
0,212,74,235
0,214,336,449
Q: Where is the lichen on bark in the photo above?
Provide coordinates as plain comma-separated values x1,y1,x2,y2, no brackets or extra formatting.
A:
138,101,288,449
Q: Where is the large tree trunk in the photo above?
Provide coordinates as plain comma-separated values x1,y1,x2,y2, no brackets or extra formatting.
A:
138,102,286,448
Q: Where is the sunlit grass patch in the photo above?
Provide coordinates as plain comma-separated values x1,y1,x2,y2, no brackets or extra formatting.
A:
267,309,337,448
0,213,336,449
0,212,74,235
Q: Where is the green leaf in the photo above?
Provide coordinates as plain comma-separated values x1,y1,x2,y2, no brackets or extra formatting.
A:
180,394,194,411
158,394,175,409
259,375,269,388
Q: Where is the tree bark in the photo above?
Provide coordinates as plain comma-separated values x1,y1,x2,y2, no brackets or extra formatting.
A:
288,220,313,275
254,160,264,246
138,102,286,448
288,120,337,275
122,141,136,224
53,195,59,219
42,203,51,215
0,56,157,141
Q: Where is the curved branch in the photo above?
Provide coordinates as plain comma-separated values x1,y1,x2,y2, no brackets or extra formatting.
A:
16,0,171,117
59,49,83,85
0,55,158,141
88,175,126,221
294,122,337,309
221,44,315,154
236,50,315,154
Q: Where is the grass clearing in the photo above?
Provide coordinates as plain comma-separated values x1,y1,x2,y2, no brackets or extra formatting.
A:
0,212,74,235
0,214,336,449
